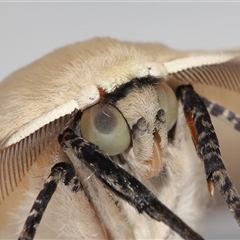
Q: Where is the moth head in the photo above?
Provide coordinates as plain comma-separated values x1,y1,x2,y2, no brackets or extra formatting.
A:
76,77,178,179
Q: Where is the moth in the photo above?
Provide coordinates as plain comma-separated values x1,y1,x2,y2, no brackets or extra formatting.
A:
0,38,240,240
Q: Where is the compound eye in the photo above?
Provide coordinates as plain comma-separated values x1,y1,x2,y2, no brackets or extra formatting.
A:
155,82,178,131
80,103,131,156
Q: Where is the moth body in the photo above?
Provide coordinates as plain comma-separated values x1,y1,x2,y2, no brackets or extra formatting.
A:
0,38,239,239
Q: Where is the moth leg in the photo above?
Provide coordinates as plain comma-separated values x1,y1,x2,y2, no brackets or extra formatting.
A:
202,97,240,132
18,162,81,240
177,84,240,226
58,129,204,240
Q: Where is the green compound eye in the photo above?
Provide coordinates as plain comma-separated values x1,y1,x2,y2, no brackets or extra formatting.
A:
155,82,178,131
80,103,131,156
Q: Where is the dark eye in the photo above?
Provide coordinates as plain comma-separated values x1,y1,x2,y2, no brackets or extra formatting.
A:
80,103,131,156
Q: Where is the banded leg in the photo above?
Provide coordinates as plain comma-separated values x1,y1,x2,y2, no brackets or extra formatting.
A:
18,162,81,240
177,84,240,226
58,129,204,240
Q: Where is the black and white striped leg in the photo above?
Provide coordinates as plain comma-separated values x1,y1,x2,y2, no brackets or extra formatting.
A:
18,162,81,240
177,84,240,226
58,129,204,240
